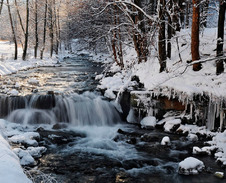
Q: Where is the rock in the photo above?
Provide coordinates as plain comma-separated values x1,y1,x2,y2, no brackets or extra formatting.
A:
47,91,54,95
52,123,68,130
32,88,38,93
214,172,224,179
140,116,156,129
161,136,170,146
178,157,205,175
8,89,19,96
28,78,39,85
15,82,20,89
141,133,160,142
187,134,198,141
193,146,215,156
163,119,181,132
126,137,136,145
27,146,47,158
13,148,36,166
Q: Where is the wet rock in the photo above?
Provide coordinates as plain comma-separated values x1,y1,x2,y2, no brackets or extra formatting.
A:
47,91,54,95
52,123,68,130
140,133,160,142
32,88,38,93
115,172,132,183
126,137,136,145
214,172,224,179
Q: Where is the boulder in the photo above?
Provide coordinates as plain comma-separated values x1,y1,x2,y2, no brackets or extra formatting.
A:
178,157,205,175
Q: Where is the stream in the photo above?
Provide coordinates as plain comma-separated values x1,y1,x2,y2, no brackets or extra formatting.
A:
0,55,224,183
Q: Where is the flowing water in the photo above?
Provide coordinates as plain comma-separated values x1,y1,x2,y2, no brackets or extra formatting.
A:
1,55,224,183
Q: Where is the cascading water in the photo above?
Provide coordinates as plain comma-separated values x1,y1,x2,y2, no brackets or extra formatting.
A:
5,92,122,126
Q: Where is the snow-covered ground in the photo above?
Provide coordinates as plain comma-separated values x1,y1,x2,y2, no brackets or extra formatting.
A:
0,41,57,76
98,28,226,102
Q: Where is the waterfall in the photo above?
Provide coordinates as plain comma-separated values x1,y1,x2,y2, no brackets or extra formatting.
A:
3,92,121,126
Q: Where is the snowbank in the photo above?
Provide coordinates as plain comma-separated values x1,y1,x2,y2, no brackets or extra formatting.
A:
0,134,32,183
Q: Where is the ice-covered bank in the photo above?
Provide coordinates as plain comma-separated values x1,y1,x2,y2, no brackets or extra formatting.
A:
0,131,32,183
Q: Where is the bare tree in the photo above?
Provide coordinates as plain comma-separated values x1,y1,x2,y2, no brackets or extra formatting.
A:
22,0,29,60
7,0,18,60
216,0,226,75
191,0,202,71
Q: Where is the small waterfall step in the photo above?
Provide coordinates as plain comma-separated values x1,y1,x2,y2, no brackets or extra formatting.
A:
1,92,121,126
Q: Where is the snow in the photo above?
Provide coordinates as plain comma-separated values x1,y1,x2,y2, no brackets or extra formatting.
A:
140,116,156,128
161,136,170,145
13,148,36,166
0,134,32,183
27,78,39,85
163,119,181,132
0,41,57,76
178,157,205,175
104,89,116,99
8,89,19,96
126,109,137,123
98,28,226,104
8,132,40,146
13,147,46,166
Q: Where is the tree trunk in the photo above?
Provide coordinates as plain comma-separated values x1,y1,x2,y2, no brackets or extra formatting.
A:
191,0,201,71
185,1,191,27
22,0,29,61
167,0,173,59
48,0,54,58
14,0,25,35
158,0,167,72
7,0,18,60
0,0,4,15
34,0,38,58
216,0,226,75
40,0,47,60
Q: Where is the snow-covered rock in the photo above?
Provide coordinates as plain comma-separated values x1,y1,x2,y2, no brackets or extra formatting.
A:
193,146,215,155
27,146,47,158
95,74,103,80
104,89,116,99
178,157,205,175
8,132,40,146
15,82,20,89
13,148,36,166
27,78,39,85
163,119,181,132
187,134,198,141
8,89,19,96
161,136,170,145
140,116,156,128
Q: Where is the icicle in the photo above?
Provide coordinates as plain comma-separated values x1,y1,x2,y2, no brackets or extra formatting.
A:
207,101,216,131
219,110,224,131
190,103,193,119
